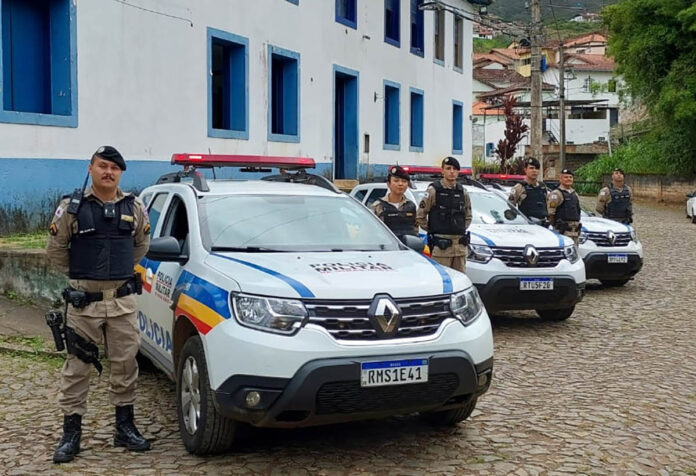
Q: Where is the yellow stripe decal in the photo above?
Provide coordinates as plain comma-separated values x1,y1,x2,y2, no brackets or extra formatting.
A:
177,294,226,330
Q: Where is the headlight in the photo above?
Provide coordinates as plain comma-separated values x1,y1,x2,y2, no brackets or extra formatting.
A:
579,231,588,244
468,244,493,263
231,293,307,335
564,244,580,263
450,288,484,325
630,229,637,242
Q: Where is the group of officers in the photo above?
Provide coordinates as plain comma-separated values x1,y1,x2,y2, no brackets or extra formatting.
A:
370,156,635,271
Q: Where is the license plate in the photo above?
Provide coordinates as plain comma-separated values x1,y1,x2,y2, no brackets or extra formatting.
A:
520,278,554,291
360,359,429,387
608,254,628,264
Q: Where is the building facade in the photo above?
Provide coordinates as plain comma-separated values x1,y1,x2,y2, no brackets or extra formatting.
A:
0,0,476,215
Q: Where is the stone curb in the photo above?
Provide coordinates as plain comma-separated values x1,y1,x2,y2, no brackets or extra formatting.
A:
0,341,64,359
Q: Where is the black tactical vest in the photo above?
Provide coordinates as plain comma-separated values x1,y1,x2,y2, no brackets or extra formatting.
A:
606,185,631,221
379,199,418,236
519,182,548,219
69,196,136,280
428,181,468,235
555,188,581,222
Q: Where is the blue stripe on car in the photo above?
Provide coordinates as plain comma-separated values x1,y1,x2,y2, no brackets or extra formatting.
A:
177,270,231,319
423,256,453,294
469,232,496,247
211,253,316,298
550,230,566,247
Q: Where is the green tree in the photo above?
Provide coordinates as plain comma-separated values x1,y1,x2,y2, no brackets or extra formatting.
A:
604,0,696,173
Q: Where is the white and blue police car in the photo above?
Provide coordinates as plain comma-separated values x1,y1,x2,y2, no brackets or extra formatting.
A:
135,154,494,454
350,167,586,321
686,190,696,224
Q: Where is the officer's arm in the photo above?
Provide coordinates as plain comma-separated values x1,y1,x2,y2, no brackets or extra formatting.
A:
547,191,558,226
45,199,73,274
416,186,435,231
464,191,472,230
369,201,383,220
595,188,608,215
508,184,520,205
132,199,151,265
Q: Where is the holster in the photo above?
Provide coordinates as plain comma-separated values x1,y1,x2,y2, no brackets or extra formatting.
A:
65,326,103,375
459,232,471,246
433,236,453,250
555,220,569,234
62,273,143,309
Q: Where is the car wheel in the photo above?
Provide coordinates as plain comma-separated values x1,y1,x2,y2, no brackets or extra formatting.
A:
177,336,236,455
420,398,477,426
536,306,574,321
600,279,630,287
692,213,696,224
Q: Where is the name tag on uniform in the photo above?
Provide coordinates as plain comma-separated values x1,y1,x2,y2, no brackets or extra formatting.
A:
121,215,134,222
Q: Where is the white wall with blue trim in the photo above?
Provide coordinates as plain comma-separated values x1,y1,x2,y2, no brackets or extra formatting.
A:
0,0,474,217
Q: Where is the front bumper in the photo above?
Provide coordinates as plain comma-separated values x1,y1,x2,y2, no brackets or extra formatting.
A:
583,253,643,280
212,352,493,428
475,275,585,312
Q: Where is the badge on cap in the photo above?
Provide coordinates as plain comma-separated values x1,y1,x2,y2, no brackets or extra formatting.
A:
97,146,105,154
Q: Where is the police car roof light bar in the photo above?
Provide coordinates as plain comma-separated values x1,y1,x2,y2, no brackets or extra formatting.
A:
479,173,526,181
402,166,473,176
171,154,316,170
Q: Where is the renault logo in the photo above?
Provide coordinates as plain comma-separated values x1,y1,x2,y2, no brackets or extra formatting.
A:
367,294,402,338
607,231,616,245
524,245,539,266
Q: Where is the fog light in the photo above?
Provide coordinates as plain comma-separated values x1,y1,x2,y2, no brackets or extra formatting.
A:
477,373,489,387
245,391,261,408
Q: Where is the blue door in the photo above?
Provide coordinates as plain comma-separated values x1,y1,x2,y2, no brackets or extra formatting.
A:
334,66,359,179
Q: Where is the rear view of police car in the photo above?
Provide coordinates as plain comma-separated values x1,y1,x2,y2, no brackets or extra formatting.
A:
136,155,494,454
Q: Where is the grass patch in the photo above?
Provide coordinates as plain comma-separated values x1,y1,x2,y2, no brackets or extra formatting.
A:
0,231,47,249
0,335,46,353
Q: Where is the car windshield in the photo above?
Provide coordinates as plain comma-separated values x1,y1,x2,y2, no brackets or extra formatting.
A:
200,194,401,252
412,190,426,203
470,192,529,225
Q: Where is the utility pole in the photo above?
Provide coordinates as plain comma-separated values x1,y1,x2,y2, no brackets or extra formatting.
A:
530,0,543,176
559,44,566,172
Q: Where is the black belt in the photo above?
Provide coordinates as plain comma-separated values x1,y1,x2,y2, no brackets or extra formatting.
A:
63,274,142,308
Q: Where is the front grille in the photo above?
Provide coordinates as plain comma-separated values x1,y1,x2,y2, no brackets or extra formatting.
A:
316,373,459,414
304,295,451,341
586,231,631,247
491,246,564,267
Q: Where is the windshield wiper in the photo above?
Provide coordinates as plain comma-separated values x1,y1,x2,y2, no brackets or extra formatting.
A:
211,246,290,253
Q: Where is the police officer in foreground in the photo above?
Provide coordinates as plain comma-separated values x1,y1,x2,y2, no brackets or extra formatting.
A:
508,157,548,223
46,146,151,463
547,168,582,245
416,157,472,272
370,165,418,238
596,167,633,224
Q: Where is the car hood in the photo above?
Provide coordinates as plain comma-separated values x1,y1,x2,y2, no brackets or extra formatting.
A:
204,250,471,299
469,223,570,248
580,216,633,233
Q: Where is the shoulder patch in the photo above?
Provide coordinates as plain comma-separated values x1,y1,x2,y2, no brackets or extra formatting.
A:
49,223,58,236
54,206,65,219
144,223,151,235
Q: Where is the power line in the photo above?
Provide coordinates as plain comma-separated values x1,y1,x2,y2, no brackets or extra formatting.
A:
108,0,193,27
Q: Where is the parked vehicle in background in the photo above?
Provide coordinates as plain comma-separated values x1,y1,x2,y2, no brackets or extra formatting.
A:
686,190,696,224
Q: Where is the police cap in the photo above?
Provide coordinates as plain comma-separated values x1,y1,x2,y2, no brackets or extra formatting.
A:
93,145,126,171
387,165,410,182
560,168,574,176
613,167,625,176
442,156,461,170
525,157,540,168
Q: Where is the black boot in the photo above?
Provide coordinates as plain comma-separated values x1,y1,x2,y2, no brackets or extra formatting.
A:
53,414,82,463
114,405,151,451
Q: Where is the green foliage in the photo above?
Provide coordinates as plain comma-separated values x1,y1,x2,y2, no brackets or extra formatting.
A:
474,36,512,53
473,157,500,174
543,20,604,39
0,232,47,249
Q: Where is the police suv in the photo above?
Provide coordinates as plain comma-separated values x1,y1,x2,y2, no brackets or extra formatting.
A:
351,168,586,321
135,155,494,454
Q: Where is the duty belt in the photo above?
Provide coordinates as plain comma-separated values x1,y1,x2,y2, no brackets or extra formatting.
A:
63,274,142,309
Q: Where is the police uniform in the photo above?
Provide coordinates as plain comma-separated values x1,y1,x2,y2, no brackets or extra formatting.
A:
370,166,418,237
416,158,472,272
547,171,582,245
596,183,633,224
46,146,151,462
508,158,548,220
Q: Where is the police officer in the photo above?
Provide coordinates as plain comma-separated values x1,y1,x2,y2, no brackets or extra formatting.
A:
416,157,472,272
547,168,582,245
596,168,633,224
46,146,151,463
370,165,418,238
508,157,548,222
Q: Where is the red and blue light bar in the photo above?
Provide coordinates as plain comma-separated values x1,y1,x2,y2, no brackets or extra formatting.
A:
479,173,526,181
171,154,316,170
401,166,473,176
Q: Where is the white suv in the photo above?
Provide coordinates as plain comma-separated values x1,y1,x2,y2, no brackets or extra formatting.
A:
351,177,586,321
136,155,494,454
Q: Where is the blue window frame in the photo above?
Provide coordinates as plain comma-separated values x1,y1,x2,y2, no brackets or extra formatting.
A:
336,0,357,29
286,0,299,4
383,80,400,150
452,100,463,154
410,0,424,57
207,28,248,140
384,0,400,47
0,0,77,127
409,88,424,152
268,45,300,143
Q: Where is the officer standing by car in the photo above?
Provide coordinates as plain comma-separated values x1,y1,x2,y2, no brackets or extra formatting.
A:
46,146,152,463
508,157,548,223
595,168,634,224
416,157,472,272
547,168,582,245
370,165,418,238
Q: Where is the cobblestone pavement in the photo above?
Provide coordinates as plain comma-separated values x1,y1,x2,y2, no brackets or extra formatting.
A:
1,201,695,475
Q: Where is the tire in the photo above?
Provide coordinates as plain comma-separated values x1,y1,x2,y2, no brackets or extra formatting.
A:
420,398,477,426
536,306,574,321
600,279,630,287
691,213,696,224
177,336,236,455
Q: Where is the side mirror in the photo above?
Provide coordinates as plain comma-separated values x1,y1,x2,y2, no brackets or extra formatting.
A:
147,236,188,264
401,235,425,253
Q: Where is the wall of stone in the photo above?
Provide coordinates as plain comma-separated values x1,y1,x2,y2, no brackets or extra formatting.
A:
0,250,66,303
603,174,696,203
